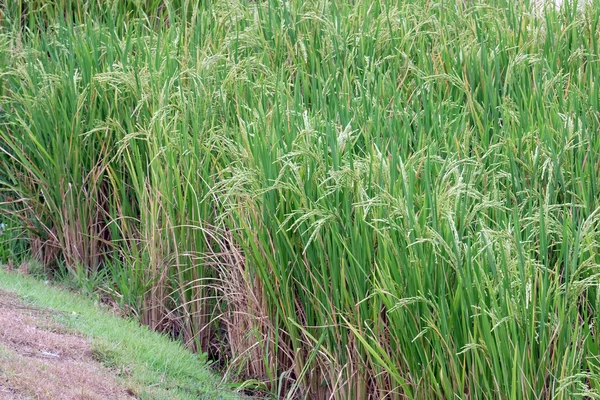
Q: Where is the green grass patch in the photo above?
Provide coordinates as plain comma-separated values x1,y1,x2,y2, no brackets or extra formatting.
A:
0,269,240,400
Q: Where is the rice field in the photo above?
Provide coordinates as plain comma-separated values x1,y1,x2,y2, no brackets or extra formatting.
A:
1,0,600,398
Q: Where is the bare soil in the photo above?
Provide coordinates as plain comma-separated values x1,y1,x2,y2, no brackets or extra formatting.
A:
0,290,135,400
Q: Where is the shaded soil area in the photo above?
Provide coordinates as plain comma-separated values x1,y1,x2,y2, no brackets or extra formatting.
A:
0,290,135,400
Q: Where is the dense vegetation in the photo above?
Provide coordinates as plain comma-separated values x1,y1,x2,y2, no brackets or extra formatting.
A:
1,0,600,398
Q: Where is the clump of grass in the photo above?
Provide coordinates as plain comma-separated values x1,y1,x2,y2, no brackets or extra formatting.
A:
1,0,600,398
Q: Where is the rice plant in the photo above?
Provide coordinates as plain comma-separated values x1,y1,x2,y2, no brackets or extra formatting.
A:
1,0,599,398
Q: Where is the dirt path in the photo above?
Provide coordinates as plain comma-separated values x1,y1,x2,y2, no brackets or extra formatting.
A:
0,290,135,400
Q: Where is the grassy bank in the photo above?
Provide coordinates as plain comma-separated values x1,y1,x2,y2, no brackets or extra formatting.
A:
1,0,600,398
0,268,237,399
